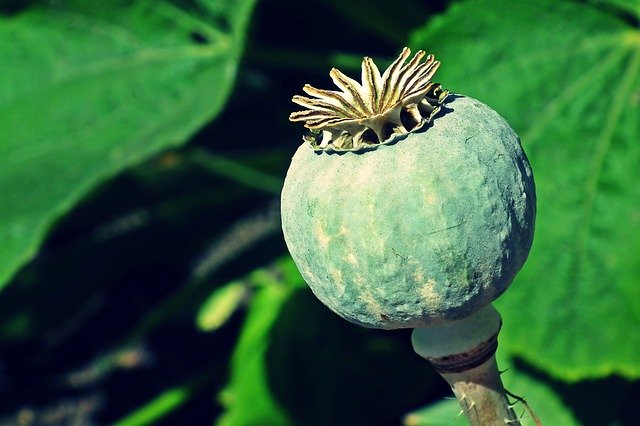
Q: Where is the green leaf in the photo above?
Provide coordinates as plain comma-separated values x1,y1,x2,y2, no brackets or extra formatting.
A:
411,0,640,380
111,348,227,426
403,356,579,426
217,285,292,426
216,258,304,426
113,383,194,426
0,0,257,291
196,280,247,332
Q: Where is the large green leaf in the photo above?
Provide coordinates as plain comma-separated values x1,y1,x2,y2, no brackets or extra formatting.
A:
411,0,640,380
0,0,257,291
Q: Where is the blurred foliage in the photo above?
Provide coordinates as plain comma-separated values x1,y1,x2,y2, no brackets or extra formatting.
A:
0,0,639,425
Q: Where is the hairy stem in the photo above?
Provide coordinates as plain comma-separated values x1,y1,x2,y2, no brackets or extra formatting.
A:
441,354,520,426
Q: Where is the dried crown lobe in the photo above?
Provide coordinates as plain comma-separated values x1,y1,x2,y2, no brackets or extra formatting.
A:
290,47,449,152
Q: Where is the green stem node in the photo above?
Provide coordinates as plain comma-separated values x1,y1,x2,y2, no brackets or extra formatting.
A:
411,305,520,426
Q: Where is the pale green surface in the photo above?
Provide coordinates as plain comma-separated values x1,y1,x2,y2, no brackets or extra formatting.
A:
404,355,579,426
412,304,501,358
411,0,640,380
282,96,535,329
0,0,256,291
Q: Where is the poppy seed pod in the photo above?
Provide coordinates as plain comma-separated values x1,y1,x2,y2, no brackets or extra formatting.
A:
282,47,537,426
282,49,535,330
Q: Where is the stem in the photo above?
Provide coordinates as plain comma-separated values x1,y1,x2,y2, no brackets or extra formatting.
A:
411,305,520,425
441,354,520,426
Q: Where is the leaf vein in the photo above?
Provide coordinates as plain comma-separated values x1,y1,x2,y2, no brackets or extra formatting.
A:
521,44,627,145
573,46,640,280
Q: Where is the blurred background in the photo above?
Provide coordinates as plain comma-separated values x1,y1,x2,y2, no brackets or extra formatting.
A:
0,0,639,424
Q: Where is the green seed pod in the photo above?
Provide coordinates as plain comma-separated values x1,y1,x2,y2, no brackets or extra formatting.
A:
282,48,535,330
